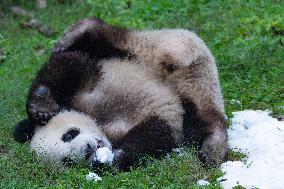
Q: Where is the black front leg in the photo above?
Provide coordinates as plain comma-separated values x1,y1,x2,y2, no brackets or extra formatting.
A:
113,116,176,171
13,118,36,143
27,51,101,123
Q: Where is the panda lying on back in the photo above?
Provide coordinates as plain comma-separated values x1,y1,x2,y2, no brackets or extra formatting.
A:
14,17,228,169
15,52,184,170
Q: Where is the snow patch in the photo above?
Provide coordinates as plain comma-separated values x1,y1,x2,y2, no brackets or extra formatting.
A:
219,110,284,189
197,179,210,186
86,172,102,181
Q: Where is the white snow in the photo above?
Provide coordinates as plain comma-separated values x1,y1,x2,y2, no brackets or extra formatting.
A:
96,147,114,164
230,99,241,105
197,179,210,186
86,172,102,181
218,110,284,189
86,147,114,181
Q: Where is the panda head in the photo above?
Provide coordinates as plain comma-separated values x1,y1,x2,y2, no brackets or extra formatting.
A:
29,110,111,165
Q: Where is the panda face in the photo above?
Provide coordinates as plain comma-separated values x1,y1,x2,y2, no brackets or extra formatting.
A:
30,111,111,166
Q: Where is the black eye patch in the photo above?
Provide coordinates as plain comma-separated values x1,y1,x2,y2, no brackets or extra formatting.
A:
62,128,80,142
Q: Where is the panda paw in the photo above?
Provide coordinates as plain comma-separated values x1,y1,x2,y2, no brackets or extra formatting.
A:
28,85,60,123
198,137,227,164
112,149,134,171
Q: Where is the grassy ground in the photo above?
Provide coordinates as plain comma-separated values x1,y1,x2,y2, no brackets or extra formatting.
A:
0,0,283,188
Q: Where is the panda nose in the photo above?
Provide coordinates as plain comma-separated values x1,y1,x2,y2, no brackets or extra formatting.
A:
97,139,105,148
85,143,94,160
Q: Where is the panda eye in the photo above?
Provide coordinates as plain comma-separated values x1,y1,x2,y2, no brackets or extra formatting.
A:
62,128,80,142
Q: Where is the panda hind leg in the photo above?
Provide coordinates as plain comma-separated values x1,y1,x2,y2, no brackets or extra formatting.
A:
113,116,176,171
52,17,103,53
52,17,128,58
198,108,228,164
182,99,228,164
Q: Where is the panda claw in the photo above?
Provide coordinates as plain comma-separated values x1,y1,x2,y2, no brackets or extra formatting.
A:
28,105,59,123
37,112,43,119
43,111,57,121
59,48,66,53
52,46,67,54
29,107,36,115
48,112,54,117
35,86,50,97
48,112,57,119
43,113,49,120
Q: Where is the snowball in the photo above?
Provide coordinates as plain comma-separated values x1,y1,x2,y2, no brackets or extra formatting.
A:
87,147,113,181
86,172,102,181
218,110,284,189
96,147,114,164
197,179,210,186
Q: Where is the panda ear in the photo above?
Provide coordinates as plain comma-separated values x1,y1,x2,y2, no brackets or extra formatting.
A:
13,118,36,143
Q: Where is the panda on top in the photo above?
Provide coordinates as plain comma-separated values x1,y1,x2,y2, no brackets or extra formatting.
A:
14,17,228,170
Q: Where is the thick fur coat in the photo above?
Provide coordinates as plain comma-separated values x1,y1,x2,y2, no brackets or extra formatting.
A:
14,17,228,169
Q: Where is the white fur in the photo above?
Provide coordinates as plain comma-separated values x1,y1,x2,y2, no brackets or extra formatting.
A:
116,29,225,114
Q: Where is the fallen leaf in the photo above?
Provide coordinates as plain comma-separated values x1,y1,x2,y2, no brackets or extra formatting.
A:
37,0,47,9
0,48,6,63
0,145,7,155
37,25,55,37
10,6,26,17
11,6,35,18
33,44,46,55
271,26,284,36
277,115,284,121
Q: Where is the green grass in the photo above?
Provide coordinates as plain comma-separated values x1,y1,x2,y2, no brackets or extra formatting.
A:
0,0,283,188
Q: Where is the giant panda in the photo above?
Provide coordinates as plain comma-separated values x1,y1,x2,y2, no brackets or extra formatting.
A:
15,17,227,166
14,52,184,170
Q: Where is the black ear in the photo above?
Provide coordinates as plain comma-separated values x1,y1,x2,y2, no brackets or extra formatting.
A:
13,119,36,143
